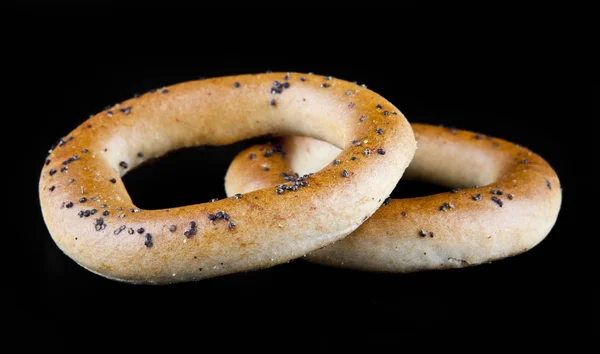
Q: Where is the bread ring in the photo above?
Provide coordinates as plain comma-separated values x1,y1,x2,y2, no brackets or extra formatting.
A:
225,123,562,272
38,72,416,284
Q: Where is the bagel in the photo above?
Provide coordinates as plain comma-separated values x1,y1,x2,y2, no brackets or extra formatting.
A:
225,123,562,272
38,72,416,284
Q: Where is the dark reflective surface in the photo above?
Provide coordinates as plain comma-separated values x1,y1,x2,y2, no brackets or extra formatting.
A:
27,131,572,330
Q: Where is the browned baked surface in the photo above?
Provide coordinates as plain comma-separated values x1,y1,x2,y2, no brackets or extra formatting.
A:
38,72,416,284
225,123,562,272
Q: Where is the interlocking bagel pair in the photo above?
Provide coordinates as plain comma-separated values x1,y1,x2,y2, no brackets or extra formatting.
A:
38,73,561,284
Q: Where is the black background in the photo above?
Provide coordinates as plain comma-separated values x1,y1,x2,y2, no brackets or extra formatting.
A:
7,9,585,338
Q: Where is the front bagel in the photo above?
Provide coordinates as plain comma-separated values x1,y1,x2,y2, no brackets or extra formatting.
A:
38,72,416,284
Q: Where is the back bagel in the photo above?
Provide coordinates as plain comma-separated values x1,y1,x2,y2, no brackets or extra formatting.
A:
225,124,562,272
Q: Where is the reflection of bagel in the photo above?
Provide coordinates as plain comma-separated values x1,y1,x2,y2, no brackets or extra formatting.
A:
38,72,416,284
225,124,562,272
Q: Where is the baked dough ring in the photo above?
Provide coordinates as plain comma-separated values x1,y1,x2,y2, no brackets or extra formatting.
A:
225,124,562,272
38,73,416,284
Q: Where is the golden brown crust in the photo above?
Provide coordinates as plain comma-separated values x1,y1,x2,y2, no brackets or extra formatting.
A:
38,73,416,284
225,124,562,272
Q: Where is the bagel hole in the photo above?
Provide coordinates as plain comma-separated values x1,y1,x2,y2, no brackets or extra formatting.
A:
122,137,280,210
389,180,449,199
